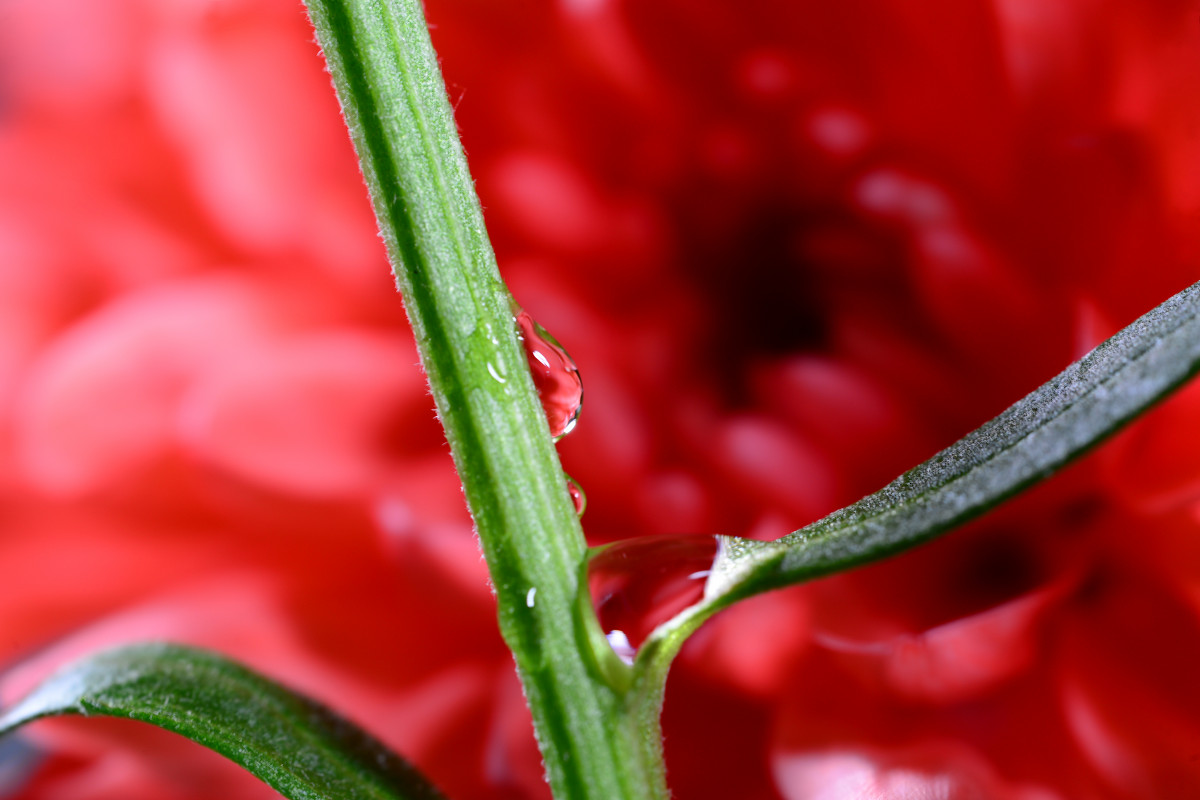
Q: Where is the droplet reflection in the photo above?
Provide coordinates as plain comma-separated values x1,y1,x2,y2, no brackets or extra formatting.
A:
567,476,587,516
515,310,583,440
585,534,722,664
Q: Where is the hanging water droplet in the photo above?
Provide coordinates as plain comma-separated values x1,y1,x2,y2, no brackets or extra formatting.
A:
567,476,587,516
585,534,722,665
515,309,583,440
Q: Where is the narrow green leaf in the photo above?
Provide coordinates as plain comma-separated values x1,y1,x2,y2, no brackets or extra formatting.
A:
635,280,1200,675
0,643,445,800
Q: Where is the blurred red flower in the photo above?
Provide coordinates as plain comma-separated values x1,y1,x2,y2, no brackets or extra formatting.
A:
1,0,1200,798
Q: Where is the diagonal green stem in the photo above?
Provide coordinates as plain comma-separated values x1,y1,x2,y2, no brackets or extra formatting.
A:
300,1,666,798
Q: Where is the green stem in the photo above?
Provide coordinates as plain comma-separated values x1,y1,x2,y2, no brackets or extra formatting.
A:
301,1,667,798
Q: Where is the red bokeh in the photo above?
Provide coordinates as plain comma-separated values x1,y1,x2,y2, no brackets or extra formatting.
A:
1,1,1200,798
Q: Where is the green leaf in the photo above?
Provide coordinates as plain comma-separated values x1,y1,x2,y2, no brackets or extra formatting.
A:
634,279,1200,673
0,643,446,800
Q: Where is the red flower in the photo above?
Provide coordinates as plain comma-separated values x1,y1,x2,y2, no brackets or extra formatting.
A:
2,0,1200,798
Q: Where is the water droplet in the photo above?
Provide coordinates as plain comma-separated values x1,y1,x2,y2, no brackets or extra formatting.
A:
585,534,722,665
486,361,507,384
567,476,587,516
526,587,537,608
515,310,582,439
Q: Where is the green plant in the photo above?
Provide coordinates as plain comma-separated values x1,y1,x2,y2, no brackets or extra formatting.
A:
3,1,1200,798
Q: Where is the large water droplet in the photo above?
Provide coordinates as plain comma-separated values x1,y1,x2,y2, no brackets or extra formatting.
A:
585,534,722,665
567,476,587,516
515,310,582,439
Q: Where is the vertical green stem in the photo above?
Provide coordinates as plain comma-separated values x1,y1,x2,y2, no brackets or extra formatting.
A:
301,1,668,798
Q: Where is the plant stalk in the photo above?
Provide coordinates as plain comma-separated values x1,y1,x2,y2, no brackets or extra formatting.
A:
301,1,669,797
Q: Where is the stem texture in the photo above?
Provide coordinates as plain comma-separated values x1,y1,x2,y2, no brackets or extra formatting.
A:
301,1,668,798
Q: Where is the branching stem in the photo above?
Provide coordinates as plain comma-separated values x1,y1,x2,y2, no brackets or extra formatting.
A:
301,1,670,798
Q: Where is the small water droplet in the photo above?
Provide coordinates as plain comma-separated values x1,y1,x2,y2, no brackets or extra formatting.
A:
486,361,507,384
585,534,722,665
515,310,583,439
526,587,537,608
567,476,587,516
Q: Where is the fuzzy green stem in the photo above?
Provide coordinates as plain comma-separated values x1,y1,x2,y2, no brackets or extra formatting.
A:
300,1,668,798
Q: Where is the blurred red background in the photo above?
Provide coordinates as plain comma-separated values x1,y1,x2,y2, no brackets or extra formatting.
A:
1,0,1200,798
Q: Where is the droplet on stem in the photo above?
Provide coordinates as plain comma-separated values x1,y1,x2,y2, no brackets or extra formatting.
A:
585,534,722,665
567,476,587,516
515,310,583,439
